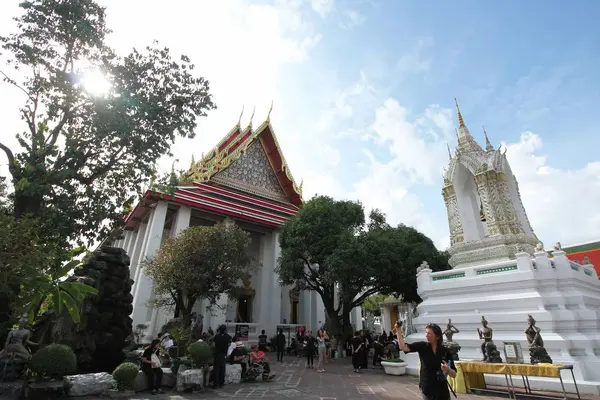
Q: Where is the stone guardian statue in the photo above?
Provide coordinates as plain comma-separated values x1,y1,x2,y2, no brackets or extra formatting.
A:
525,315,552,364
0,314,37,361
442,319,461,360
477,316,502,363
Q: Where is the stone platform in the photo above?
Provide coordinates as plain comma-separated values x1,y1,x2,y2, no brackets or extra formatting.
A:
407,249,600,394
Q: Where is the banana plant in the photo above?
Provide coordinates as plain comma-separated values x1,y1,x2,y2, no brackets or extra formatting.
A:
24,259,99,324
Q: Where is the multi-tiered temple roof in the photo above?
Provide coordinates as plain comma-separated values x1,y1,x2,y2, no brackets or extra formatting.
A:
124,109,302,229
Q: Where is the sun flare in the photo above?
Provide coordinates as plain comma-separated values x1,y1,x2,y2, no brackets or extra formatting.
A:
81,69,111,97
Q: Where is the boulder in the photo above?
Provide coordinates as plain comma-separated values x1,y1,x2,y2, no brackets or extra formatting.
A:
64,372,115,397
176,365,204,392
133,367,175,392
224,363,242,385
25,380,65,400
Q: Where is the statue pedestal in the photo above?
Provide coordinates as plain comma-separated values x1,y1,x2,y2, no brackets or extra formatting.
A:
0,358,28,382
443,342,461,361
404,251,600,395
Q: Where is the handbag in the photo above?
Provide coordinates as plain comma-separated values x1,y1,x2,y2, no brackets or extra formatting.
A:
151,352,162,368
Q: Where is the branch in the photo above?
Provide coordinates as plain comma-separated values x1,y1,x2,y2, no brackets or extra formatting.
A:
0,69,33,101
350,286,381,309
45,105,71,147
0,142,16,175
76,146,127,185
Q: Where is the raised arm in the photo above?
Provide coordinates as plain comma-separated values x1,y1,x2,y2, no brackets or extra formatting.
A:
395,323,411,353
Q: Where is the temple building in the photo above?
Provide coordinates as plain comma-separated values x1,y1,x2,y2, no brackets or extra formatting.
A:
111,111,330,342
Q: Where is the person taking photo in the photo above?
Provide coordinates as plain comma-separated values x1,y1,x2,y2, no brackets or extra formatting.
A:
395,321,457,400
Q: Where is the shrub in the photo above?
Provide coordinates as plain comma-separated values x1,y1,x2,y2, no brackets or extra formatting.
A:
30,344,77,379
112,362,139,391
187,341,212,367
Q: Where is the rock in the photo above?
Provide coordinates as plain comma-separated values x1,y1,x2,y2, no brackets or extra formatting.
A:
0,380,24,400
225,363,242,385
45,246,134,374
162,368,176,388
133,370,148,392
176,366,205,392
106,389,135,398
64,372,115,397
25,380,65,400
133,368,175,392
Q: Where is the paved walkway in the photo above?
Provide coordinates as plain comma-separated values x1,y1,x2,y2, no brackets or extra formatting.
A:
125,357,512,400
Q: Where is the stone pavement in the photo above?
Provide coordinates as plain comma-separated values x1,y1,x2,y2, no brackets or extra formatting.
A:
119,357,515,400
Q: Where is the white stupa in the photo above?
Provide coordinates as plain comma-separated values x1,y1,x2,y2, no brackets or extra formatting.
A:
404,100,600,395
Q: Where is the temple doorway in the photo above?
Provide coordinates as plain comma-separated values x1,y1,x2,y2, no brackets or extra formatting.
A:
289,286,300,324
236,294,253,323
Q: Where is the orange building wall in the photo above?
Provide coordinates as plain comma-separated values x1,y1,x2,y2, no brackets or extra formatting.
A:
562,241,600,277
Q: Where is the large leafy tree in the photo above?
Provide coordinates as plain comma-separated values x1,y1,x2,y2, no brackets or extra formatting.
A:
276,195,449,337
144,223,257,326
0,1,215,329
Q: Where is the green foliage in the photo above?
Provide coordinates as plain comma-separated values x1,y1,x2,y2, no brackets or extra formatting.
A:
277,195,450,337
21,259,98,324
187,341,212,367
112,362,139,391
30,343,77,378
361,294,387,315
0,0,215,328
144,224,256,324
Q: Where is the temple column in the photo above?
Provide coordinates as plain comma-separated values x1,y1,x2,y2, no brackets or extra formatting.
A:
124,230,136,259
131,201,168,328
121,231,133,255
270,231,282,329
128,223,147,288
150,205,192,334
257,231,278,331
382,305,392,333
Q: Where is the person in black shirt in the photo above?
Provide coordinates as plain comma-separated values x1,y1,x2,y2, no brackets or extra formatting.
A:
258,329,268,351
304,331,316,368
141,339,164,395
350,331,363,373
396,321,457,400
276,329,286,362
212,324,232,389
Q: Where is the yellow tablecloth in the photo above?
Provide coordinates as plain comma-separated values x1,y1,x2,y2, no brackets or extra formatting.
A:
453,361,568,394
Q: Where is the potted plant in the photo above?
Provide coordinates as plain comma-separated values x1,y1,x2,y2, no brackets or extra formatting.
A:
381,357,408,376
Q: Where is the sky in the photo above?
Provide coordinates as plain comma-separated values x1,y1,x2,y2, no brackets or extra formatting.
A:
1,0,600,251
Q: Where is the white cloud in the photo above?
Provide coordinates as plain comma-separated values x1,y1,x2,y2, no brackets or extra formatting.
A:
503,132,600,247
311,0,335,18
340,10,365,29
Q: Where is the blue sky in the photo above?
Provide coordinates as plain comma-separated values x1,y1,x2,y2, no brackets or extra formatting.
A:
1,0,599,249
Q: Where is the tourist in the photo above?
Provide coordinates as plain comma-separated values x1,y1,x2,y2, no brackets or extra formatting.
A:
258,329,268,351
328,335,337,359
249,344,275,379
350,331,363,373
227,335,238,360
141,339,164,395
304,331,317,369
212,324,232,389
276,329,286,362
315,330,327,372
229,341,248,378
395,321,457,400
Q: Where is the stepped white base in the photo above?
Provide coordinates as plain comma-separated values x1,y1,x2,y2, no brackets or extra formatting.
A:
406,249,600,395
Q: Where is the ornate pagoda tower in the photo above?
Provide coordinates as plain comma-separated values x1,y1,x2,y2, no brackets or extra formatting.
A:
442,100,539,268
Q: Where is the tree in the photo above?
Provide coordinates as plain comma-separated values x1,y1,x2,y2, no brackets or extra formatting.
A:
0,0,215,329
276,195,449,338
144,223,256,326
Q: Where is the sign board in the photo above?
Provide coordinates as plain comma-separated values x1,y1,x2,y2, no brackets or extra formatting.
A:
503,341,524,363
235,324,250,341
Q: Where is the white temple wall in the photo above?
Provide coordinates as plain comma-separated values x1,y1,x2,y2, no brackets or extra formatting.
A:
504,162,535,237
128,223,147,289
280,285,291,324
131,201,168,328
453,163,485,242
